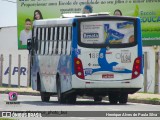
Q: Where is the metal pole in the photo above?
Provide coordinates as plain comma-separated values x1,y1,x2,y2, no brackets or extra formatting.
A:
144,52,148,93
154,51,159,94
0,54,3,86
18,54,21,88
27,54,31,87
8,54,12,87
158,51,160,94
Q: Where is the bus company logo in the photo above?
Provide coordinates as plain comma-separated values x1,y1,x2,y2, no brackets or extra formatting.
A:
121,50,131,63
93,64,99,66
83,33,99,39
102,74,114,78
8,92,18,101
84,68,93,75
113,66,125,71
75,49,81,55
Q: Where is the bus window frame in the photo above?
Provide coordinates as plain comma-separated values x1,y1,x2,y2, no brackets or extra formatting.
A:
77,16,138,48
33,25,72,56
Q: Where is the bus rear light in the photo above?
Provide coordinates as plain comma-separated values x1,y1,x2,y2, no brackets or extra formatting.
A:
132,57,141,79
74,58,85,79
77,67,81,70
78,72,82,76
134,71,138,75
135,66,139,69
76,60,80,64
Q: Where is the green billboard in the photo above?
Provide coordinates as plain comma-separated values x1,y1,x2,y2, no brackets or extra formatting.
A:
17,0,160,49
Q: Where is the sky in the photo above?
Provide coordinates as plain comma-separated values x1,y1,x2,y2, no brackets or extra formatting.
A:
0,0,17,27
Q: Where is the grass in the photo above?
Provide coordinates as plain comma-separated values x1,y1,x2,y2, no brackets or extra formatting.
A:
0,86,31,88
146,98,160,102
0,118,17,120
128,97,160,105
138,92,156,94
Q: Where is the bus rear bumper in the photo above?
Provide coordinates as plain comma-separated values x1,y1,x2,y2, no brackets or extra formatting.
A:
72,74,143,90
70,88,141,95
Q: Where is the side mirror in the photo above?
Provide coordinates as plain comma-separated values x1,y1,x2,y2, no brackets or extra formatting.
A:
27,39,32,50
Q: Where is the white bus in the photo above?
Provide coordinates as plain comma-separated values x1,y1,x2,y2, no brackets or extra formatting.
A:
27,14,143,104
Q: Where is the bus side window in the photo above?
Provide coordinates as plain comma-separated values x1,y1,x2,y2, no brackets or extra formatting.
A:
51,27,56,55
41,28,45,55
58,27,62,55
44,27,47,55
61,27,64,55
33,27,38,53
40,28,44,55
38,27,42,55
53,27,58,55
66,27,72,55
65,26,68,55
62,27,66,55
45,27,49,55
48,27,51,55
49,27,53,55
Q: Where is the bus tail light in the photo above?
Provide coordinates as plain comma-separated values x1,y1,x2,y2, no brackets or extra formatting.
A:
74,58,85,79
131,57,141,79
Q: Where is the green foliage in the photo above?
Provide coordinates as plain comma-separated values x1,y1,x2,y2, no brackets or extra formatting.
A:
146,98,160,102
133,4,139,17
0,118,16,120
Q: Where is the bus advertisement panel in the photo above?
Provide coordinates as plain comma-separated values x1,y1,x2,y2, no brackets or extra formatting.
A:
17,0,160,49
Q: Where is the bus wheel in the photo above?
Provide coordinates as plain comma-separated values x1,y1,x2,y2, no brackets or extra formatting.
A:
66,94,77,104
40,92,50,102
119,93,128,104
108,93,118,104
94,96,102,102
56,77,66,104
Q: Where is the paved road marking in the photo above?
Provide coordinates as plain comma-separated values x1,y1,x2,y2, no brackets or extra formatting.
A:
87,119,95,120
108,108,121,111
71,117,77,119
131,102,158,106
78,118,86,120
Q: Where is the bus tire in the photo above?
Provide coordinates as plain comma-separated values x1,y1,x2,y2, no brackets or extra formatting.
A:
37,72,41,91
108,93,118,104
40,92,50,102
119,93,128,104
94,96,102,102
56,76,66,104
66,94,76,104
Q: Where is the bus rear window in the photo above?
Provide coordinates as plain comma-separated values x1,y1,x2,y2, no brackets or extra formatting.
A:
80,20,135,45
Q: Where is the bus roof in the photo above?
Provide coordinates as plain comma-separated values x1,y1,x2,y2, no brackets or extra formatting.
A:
33,14,137,27
61,12,110,18
33,18,74,27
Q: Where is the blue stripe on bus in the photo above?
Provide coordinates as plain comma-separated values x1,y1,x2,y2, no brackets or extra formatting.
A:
72,19,78,74
137,17,143,74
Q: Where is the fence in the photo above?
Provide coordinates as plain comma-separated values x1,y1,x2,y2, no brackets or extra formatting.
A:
0,54,30,87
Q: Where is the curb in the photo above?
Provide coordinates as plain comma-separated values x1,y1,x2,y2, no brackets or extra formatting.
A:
0,90,40,96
